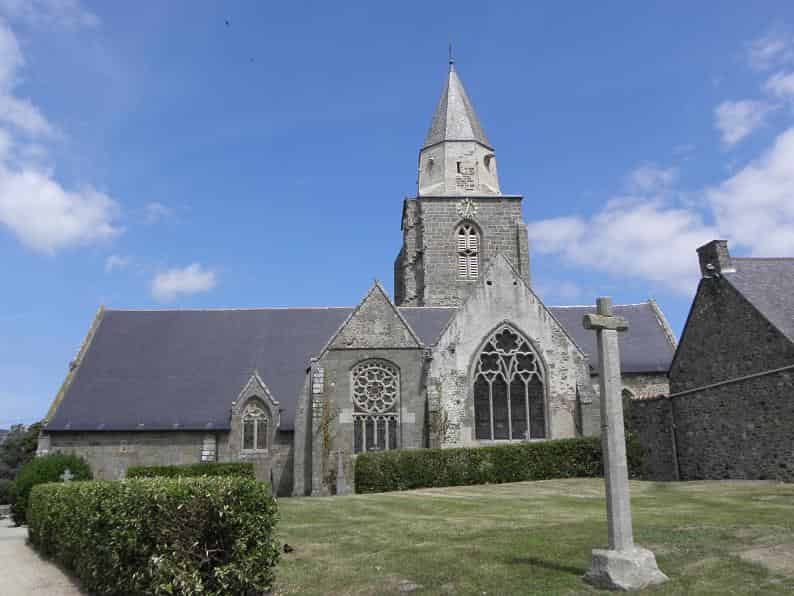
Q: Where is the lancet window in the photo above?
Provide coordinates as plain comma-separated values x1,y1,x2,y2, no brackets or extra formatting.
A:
473,325,546,441
456,223,480,279
352,360,400,453
241,401,269,451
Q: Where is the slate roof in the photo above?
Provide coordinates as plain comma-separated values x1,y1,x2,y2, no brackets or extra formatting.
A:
47,302,674,433
724,258,794,343
47,307,457,433
423,65,492,150
549,303,676,374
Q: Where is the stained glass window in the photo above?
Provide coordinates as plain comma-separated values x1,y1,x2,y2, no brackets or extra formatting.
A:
351,360,400,453
473,325,546,441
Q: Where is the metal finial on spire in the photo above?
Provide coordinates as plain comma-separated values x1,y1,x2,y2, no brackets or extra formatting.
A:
448,41,454,70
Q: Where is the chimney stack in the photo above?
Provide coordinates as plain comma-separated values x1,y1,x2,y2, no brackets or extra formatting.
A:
697,240,734,277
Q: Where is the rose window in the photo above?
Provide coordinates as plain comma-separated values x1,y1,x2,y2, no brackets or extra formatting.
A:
352,361,399,414
351,360,400,453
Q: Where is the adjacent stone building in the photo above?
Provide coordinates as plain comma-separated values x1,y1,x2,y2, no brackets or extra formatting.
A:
39,61,675,496
631,240,794,481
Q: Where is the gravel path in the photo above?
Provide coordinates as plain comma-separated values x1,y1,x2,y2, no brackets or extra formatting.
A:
0,517,84,595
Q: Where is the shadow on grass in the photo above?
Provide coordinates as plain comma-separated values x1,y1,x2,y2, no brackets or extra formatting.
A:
509,556,587,576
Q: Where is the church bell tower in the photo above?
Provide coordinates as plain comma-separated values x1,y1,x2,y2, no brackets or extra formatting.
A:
394,58,531,307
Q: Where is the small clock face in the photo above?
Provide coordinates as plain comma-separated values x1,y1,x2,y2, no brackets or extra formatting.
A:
457,198,478,219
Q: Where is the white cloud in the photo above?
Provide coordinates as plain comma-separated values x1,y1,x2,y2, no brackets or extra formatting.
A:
707,127,794,256
764,71,794,100
0,13,121,254
0,0,98,30
748,30,794,70
0,21,53,137
104,254,130,273
714,100,772,146
144,201,173,224
534,279,582,303
626,163,678,193
528,200,717,294
151,264,217,303
0,165,120,253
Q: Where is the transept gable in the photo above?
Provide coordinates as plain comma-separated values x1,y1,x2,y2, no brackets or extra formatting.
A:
434,253,586,360
325,281,422,351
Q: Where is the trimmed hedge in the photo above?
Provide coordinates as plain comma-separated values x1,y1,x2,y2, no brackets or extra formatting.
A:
28,477,279,595
126,461,255,479
355,435,645,493
12,453,91,525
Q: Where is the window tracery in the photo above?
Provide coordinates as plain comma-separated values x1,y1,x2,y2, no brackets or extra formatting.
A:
351,360,400,453
241,400,269,451
473,325,546,441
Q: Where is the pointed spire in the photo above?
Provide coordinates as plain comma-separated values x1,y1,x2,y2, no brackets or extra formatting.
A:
422,58,492,150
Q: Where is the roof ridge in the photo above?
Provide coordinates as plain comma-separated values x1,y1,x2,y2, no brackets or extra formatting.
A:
549,301,652,309
397,306,459,310
105,306,355,312
733,257,794,262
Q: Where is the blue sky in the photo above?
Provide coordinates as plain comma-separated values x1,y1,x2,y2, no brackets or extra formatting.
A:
3,1,794,426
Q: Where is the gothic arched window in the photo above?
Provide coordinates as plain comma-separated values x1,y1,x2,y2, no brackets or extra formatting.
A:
473,325,546,441
351,360,400,453
241,400,269,451
456,223,479,280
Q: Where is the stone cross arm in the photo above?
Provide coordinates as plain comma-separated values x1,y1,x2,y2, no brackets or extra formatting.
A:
583,297,629,332
582,313,628,332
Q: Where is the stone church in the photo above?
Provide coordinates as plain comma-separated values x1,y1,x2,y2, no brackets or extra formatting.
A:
39,61,676,496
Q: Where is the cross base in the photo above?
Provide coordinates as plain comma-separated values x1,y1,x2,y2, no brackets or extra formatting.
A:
584,546,669,591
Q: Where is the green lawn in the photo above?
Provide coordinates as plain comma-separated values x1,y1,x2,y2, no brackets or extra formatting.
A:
274,479,794,595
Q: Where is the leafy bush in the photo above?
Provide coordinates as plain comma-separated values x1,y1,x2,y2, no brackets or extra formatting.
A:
0,422,42,480
12,453,91,525
28,477,279,595
126,461,255,479
355,435,645,493
0,478,14,505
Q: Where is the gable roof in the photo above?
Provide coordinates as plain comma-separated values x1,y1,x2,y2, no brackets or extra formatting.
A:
723,258,794,343
46,306,456,433
46,299,674,434
549,302,676,373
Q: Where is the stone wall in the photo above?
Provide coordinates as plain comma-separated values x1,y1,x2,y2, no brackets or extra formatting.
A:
673,369,794,481
589,372,669,403
670,278,794,392
627,397,677,481
46,431,218,481
45,429,295,496
629,368,794,482
428,255,596,446
312,347,426,495
395,196,530,307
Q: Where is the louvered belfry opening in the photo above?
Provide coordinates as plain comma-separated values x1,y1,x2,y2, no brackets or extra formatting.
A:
473,325,546,441
456,222,479,279
352,360,400,453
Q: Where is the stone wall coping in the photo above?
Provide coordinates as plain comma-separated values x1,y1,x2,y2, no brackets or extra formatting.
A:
668,362,794,400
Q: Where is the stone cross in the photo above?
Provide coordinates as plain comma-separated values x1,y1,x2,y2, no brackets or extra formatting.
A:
582,297,668,591
335,449,350,496
60,468,74,483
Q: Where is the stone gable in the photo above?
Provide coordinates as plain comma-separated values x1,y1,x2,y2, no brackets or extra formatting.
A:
427,254,595,446
670,278,794,392
328,283,421,350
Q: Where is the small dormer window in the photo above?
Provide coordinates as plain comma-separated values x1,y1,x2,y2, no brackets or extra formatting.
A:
456,222,480,279
241,401,268,451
